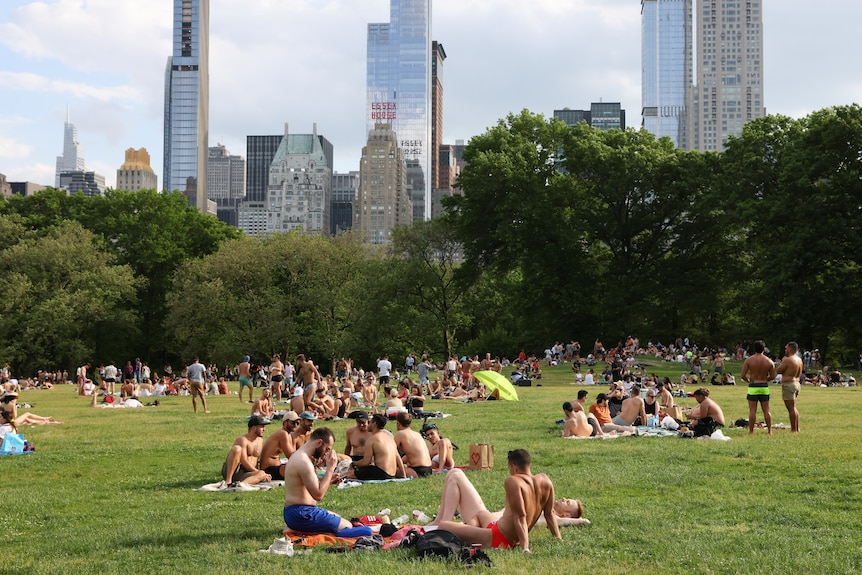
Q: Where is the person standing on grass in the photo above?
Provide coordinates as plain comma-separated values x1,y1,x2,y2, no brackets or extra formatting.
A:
434,449,562,552
186,357,209,414
741,340,776,434
237,355,253,404
776,341,803,432
269,353,285,402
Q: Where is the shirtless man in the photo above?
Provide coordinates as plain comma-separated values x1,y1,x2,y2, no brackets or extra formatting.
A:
776,341,803,432
656,380,674,410
259,411,300,480
344,412,372,461
687,388,726,436
435,449,562,552
269,353,285,402
613,384,647,427
562,401,593,437
282,427,371,538
292,411,316,448
310,387,337,419
741,340,777,434
425,424,454,471
237,355,253,404
221,416,271,486
348,413,405,480
290,384,305,414
394,413,433,478
362,376,378,407
251,388,274,418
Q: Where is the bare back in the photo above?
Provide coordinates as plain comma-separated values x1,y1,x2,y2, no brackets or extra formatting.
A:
395,429,432,467
498,472,558,545
742,352,776,383
260,429,295,468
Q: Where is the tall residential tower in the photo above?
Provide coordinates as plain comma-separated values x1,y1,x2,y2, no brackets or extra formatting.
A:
55,110,86,188
367,0,432,222
163,0,209,212
641,0,764,151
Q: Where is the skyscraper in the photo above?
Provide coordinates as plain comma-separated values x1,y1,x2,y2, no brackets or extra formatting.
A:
356,123,412,245
55,110,86,188
367,0,432,222
207,144,246,226
641,0,692,148
690,0,765,151
163,0,209,212
641,0,764,151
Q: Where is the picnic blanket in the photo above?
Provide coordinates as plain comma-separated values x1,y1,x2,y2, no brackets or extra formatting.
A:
337,477,413,489
197,480,284,492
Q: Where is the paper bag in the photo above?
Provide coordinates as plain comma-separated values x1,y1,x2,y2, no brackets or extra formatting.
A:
665,405,683,420
469,443,494,471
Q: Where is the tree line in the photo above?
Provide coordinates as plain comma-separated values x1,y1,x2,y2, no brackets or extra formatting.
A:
1,104,860,375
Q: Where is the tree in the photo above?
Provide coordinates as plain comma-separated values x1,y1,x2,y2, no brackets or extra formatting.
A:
0,218,138,373
388,219,472,358
444,110,600,350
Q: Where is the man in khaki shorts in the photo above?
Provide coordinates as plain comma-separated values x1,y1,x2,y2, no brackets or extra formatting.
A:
776,341,803,433
186,357,209,414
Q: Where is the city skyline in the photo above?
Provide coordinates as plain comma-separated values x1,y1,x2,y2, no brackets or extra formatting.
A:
1,0,860,189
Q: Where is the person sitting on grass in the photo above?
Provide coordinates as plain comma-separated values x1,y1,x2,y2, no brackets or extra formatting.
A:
430,450,574,552
425,423,454,471
221,416,272,487
394,412,434,478
1,393,62,425
251,388,275,419
561,401,610,437
588,393,636,435
282,426,371,538
686,387,726,437
613,384,647,427
0,409,18,440
259,411,300,481
347,413,405,480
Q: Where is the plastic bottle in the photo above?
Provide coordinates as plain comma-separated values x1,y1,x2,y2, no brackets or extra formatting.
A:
392,514,410,526
412,510,431,524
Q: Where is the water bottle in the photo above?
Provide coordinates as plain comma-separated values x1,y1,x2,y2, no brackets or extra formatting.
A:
392,514,410,526
412,510,431,524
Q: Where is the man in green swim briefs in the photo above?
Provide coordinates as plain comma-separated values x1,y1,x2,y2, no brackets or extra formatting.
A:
741,340,776,435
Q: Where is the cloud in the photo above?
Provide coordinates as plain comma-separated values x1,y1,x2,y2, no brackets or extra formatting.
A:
0,136,32,159
0,71,139,102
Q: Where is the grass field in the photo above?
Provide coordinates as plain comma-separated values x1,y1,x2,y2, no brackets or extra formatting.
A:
3,358,862,575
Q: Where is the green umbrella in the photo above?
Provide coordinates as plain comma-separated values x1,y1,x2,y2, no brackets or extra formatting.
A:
473,370,520,401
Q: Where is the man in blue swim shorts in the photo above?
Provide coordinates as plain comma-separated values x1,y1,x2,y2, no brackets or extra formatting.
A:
282,426,371,538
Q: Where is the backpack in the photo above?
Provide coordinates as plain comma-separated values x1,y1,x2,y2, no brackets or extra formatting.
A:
415,530,464,559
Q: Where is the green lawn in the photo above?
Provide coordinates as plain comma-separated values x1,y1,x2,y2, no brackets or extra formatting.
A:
4,359,862,575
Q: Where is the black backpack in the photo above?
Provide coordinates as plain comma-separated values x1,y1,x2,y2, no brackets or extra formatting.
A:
415,530,464,559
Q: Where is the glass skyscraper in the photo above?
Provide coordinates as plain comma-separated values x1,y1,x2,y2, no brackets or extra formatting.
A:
641,0,692,148
367,0,432,221
164,0,209,212
642,0,764,151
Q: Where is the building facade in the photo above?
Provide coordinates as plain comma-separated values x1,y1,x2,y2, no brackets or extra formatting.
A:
355,123,412,245
59,171,106,196
367,0,432,222
163,0,209,212
555,103,627,131
642,0,764,151
331,171,359,235
266,124,332,235
116,147,158,191
207,144,246,226
0,173,11,198
55,112,86,188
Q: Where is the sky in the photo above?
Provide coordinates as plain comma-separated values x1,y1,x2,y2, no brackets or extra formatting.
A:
1,0,860,189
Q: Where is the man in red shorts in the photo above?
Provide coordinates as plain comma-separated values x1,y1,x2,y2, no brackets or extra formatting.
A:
434,448,562,553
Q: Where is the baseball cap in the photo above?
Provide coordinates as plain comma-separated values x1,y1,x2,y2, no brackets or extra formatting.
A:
354,411,369,422
299,411,316,421
248,415,271,428
283,411,300,421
